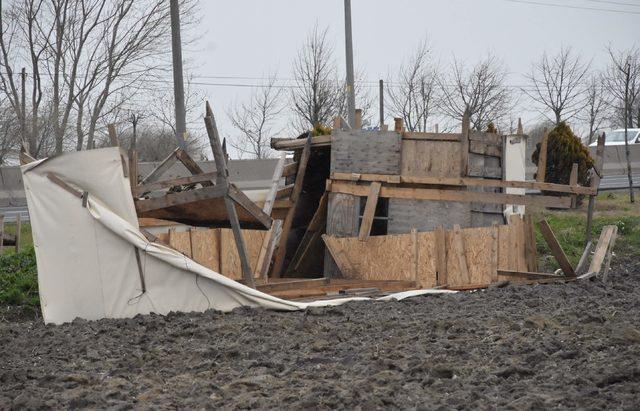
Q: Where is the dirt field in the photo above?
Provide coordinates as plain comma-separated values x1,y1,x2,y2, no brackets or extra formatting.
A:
1,255,639,409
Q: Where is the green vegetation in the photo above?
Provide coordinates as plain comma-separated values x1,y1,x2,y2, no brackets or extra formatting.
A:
531,122,594,188
1,222,33,255
0,246,39,309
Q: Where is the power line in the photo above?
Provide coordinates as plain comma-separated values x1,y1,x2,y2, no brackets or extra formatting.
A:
584,0,640,8
503,0,640,14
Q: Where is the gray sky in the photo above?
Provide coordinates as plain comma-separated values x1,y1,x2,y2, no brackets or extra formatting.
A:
183,0,638,155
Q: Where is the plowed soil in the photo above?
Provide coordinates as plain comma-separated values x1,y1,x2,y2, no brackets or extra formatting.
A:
1,256,639,409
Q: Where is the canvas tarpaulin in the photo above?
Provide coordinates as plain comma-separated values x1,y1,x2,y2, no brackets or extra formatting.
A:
22,148,454,324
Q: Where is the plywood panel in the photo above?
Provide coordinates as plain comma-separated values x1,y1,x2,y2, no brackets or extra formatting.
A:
331,130,401,175
168,229,192,257
401,140,461,178
221,229,267,279
324,193,360,278
190,228,220,272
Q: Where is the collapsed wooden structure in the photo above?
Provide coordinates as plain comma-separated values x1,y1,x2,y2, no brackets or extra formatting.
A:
40,102,614,300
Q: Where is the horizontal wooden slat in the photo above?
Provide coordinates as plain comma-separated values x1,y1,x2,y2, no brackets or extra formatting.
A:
271,135,332,150
134,184,228,213
402,132,461,141
276,184,294,199
329,172,596,195
329,180,572,208
282,162,299,177
132,172,217,197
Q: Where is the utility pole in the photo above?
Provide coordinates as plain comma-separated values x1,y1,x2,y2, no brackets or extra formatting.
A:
170,0,187,149
379,79,384,129
20,68,27,151
343,0,356,128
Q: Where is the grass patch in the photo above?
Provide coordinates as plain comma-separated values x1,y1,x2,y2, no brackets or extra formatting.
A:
1,221,33,255
0,246,39,309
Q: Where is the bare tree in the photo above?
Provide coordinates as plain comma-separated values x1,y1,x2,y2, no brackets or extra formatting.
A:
387,41,438,132
581,73,610,145
290,25,339,130
439,53,513,131
228,75,283,159
525,46,590,124
334,69,374,127
0,100,19,164
603,46,639,203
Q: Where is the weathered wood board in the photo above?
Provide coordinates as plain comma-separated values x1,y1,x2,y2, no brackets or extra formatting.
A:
331,130,401,175
324,193,360,277
401,140,461,178
387,198,471,233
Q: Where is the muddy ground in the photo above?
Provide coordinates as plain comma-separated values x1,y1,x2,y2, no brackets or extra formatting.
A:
1,256,640,409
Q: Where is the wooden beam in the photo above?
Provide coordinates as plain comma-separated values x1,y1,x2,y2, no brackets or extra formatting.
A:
329,172,596,195
270,135,332,150
601,228,618,282
139,149,179,185
575,241,592,276
134,184,228,213
329,180,572,208
174,148,214,187
204,101,230,187
282,162,298,177
271,134,313,277
275,185,294,199
569,162,578,208
107,124,118,147
435,225,447,286
224,196,255,287
539,219,576,277
287,192,329,273
129,149,138,189
460,111,470,177
401,132,461,142
262,152,287,215
132,172,218,197
19,150,36,165
536,129,548,182
358,182,382,241
254,219,283,280
227,184,272,229
47,173,83,198
586,133,607,245
498,270,563,279
523,214,538,272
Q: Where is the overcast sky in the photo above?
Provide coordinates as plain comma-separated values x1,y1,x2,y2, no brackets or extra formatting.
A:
180,0,639,156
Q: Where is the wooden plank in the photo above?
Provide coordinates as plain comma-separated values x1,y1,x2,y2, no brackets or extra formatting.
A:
282,162,298,178
523,214,538,272
435,225,447,286
575,241,592,276
587,225,616,276
47,173,83,198
330,172,596,195
358,182,382,241
451,224,471,284
134,184,228,213
412,228,419,282
401,132,461,141
329,180,572,208
270,135,332,150
586,133,607,245
498,270,563,279
174,148,214,187
401,140,461,178
275,185,294,200
272,134,312,277
224,196,255,287
288,192,329,272
460,112,470,177
139,149,179,185
536,129,548,182
569,162,578,208
227,184,272,229
107,123,118,147
129,150,138,189
254,220,283,279
470,141,501,157
14,214,21,252
539,219,576,277
262,152,287,215
132,172,218,197
168,228,192,257
601,228,618,282
257,278,330,293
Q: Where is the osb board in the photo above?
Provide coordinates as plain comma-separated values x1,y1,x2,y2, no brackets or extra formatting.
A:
190,228,220,272
497,220,526,272
323,232,437,288
220,229,267,280
401,140,461,178
324,193,360,278
325,222,528,288
331,130,401,175
445,226,496,287
169,230,192,258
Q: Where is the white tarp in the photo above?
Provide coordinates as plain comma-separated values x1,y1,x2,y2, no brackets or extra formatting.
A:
504,135,527,217
22,148,454,324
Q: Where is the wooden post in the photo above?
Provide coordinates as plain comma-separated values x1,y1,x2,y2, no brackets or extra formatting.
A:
262,152,287,215
452,224,470,284
569,162,578,208
0,215,4,253
602,228,618,282
586,132,606,245
129,150,138,190
587,225,616,276
15,214,21,253
379,79,384,129
517,118,523,135
107,124,119,147
358,182,382,241
255,220,283,280
536,129,548,183
523,214,538,272
394,117,403,133
461,111,470,177
354,109,362,130
539,219,576,277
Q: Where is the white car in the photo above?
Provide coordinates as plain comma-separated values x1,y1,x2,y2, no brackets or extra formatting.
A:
590,129,640,146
